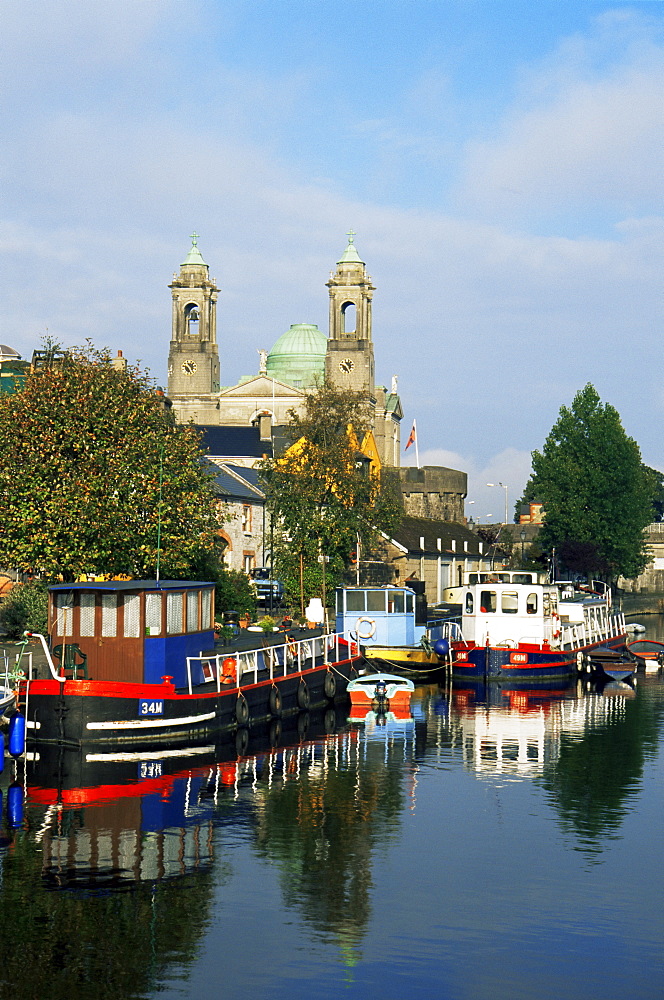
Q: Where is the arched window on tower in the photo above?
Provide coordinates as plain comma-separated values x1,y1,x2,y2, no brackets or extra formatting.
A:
341,301,356,336
185,303,200,338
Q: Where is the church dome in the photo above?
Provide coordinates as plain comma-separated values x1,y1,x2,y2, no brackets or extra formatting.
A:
266,323,327,388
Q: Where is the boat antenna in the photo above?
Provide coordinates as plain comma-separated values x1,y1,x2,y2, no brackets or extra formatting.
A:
156,445,164,584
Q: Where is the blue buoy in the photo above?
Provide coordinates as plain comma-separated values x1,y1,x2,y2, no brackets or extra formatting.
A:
433,638,450,657
7,783,23,829
8,712,26,758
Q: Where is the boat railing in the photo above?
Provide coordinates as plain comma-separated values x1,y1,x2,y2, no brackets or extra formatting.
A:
2,647,33,683
560,610,625,650
441,620,467,645
190,631,353,692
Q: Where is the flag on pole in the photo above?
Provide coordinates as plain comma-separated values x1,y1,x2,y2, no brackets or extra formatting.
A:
405,421,416,450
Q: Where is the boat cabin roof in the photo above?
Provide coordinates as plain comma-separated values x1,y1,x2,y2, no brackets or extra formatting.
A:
49,579,214,593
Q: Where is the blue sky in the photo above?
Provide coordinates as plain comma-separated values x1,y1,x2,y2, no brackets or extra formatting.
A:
0,1,662,521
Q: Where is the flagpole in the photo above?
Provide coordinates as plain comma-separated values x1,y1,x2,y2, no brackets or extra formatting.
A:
414,419,419,469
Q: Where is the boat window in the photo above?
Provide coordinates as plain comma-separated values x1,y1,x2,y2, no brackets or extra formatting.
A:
146,592,162,635
101,594,117,638
406,592,414,613
53,592,74,637
480,590,497,613
186,589,199,632
202,588,212,629
465,593,474,614
367,591,386,613
468,574,478,584
123,594,140,637
345,591,366,613
498,574,511,583
501,591,518,614
79,593,96,637
526,593,538,615
388,591,404,614
513,573,533,584
167,592,184,634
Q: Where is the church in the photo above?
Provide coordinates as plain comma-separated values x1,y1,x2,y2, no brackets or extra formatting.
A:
166,233,403,468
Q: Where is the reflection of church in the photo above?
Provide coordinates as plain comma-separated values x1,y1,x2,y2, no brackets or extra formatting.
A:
166,233,403,468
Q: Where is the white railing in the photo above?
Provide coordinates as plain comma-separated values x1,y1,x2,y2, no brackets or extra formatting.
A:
187,630,356,692
560,611,625,651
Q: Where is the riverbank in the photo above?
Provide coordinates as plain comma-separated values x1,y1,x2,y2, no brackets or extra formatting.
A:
617,593,664,615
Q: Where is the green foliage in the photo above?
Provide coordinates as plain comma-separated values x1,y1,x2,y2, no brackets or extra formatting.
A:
260,379,403,608
0,342,221,581
205,564,257,616
646,465,664,523
520,384,655,581
0,580,48,638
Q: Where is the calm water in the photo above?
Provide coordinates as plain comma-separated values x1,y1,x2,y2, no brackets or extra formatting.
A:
1,615,663,1000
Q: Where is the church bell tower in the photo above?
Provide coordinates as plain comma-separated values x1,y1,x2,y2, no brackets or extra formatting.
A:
325,233,375,398
167,234,220,422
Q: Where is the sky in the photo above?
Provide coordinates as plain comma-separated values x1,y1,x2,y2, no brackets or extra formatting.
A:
0,0,662,522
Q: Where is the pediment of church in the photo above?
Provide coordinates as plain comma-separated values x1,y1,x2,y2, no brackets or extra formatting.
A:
219,375,305,399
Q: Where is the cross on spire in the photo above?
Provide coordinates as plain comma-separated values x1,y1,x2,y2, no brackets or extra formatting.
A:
346,229,356,243
190,232,199,246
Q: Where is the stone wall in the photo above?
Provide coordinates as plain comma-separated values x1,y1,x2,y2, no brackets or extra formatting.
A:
399,465,466,522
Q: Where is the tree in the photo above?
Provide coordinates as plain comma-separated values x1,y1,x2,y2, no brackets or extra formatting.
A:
0,344,221,581
260,379,403,609
520,384,655,582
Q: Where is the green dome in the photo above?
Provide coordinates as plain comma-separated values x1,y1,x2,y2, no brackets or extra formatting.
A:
267,323,327,388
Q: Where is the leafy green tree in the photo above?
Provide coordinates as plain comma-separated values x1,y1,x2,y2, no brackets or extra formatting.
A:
520,384,655,582
0,580,48,638
260,379,403,610
0,344,221,581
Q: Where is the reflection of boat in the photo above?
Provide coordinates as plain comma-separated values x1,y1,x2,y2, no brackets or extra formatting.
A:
626,638,664,672
449,572,626,684
18,580,360,749
347,673,414,718
336,585,450,677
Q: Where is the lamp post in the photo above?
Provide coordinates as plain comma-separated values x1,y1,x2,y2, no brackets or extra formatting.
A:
486,482,508,524
520,528,527,565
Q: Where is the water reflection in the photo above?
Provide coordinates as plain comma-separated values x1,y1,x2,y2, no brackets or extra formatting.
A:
0,666,662,999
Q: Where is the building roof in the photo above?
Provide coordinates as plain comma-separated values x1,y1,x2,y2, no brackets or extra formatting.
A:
181,233,207,267
0,345,21,361
266,323,327,388
337,233,364,265
196,425,270,459
386,516,485,558
211,466,264,504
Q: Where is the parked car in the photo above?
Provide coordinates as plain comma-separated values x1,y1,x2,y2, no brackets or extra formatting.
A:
249,568,285,607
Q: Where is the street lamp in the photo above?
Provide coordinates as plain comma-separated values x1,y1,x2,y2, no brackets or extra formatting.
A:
487,482,508,524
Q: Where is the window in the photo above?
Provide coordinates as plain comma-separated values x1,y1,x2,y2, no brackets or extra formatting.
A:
388,591,404,614
526,593,538,615
167,592,183,634
501,591,518,614
146,593,162,635
54,592,74,637
465,593,474,614
346,591,365,613
101,594,117,637
79,593,96,637
201,588,212,629
241,505,252,534
480,590,497,613
186,589,199,632
406,592,414,613
367,591,386,613
124,594,140,637
243,551,255,573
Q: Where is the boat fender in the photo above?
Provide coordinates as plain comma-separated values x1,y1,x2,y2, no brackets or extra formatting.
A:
269,685,282,717
7,783,23,829
297,681,310,710
324,670,337,699
433,638,450,658
235,695,250,726
551,615,561,640
576,651,584,671
355,617,376,640
8,711,25,758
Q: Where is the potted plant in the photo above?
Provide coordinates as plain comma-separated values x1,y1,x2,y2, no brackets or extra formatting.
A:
258,615,277,633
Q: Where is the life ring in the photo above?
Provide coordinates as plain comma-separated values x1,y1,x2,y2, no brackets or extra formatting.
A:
297,680,310,710
355,617,376,640
221,657,237,685
269,685,282,717
324,669,337,699
235,694,249,726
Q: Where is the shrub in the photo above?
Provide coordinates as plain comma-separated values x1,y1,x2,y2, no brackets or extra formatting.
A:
0,581,49,639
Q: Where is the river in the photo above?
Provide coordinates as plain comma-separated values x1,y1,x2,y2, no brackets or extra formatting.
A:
0,614,663,1000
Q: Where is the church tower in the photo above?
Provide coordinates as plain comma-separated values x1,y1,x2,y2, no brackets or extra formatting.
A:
325,233,375,398
167,234,220,423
